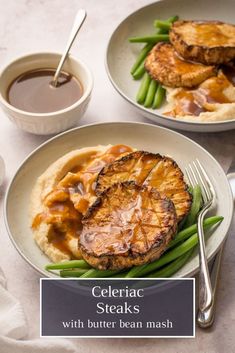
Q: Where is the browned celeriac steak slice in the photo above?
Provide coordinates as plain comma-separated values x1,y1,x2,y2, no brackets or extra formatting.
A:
95,152,191,222
96,151,161,194
143,156,192,222
79,182,177,270
145,42,216,88
170,20,235,65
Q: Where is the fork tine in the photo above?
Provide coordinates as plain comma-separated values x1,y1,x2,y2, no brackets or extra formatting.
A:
189,163,208,204
193,161,210,203
185,166,195,187
188,164,198,186
196,159,215,198
195,160,214,201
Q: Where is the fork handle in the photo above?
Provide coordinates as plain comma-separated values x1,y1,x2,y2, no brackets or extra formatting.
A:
197,245,223,327
198,209,213,311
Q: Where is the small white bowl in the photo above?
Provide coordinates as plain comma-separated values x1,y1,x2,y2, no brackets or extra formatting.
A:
0,52,93,135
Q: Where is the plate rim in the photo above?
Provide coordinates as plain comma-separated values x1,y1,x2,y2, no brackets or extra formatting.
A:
105,0,235,128
4,121,234,277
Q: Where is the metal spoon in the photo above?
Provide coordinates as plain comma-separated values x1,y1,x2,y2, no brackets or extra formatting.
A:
51,9,87,87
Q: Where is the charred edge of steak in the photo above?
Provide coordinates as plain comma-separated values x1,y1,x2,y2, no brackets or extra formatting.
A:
170,21,235,64
95,151,192,222
170,20,235,50
80,224,177,270
161,156,192,194
145,42,217,88
95,151,163,194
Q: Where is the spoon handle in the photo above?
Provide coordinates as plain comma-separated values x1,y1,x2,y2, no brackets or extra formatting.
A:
53,9,87,86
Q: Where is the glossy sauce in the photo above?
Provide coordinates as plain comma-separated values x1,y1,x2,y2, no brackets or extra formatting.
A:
7,69,83,113
80,185,172,257
184,21,235,46
200,73,232,104
32,145,133,254
165,71,234,117
166,43,213,74
165,90,206,117
48,227,72,256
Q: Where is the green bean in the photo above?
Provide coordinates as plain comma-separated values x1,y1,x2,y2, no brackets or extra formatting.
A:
45,259,90,271
60,269,88,277
147,248,194,278
166,15,179,23
126,232,199,278
152,84,166,109
157,27,169,33
144,80,158,107
129,34,169,44
132,61,146,80
154,16,179,30
136,72,151,104
155,27,169,35
80,269,121,278
154,20,172,31
126,215,223,278
184,184,202,227
111,272,128,278
177,186,194,230
131,43,153,75
130,16,178,84
168,215,223,249
178,216,187,231
188,185,193,194
131,28,169,80
57,216,222,278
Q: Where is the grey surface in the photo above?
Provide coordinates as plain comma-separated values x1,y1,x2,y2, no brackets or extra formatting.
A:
0,0,234,352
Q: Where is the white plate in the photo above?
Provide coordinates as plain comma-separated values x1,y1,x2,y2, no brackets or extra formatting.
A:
106,0,235,132
4,122,234,277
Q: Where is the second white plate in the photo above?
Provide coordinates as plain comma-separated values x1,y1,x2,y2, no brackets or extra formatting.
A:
106,0,235,132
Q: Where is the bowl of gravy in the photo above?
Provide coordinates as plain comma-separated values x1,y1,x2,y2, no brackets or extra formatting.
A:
0,52,93,134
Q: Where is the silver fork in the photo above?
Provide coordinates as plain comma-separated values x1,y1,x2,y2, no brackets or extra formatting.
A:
185,159,215,312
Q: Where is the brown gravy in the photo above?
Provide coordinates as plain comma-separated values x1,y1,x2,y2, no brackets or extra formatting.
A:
165,71,234,117
32,145,133,255
185,21,235,47
7,69,83,113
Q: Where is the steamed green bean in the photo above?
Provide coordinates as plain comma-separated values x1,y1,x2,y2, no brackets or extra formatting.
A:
168,215,223,249
80,269,121,278
130,43,153,75
152,84,166,109
144,79,158,107
136,72,151,104
126,214,222,278
129,34,169,44
45,259,90,271
132,61,146,80
60,269,88,277
154,20,171,31
147,249,194,278
184,184,202,227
